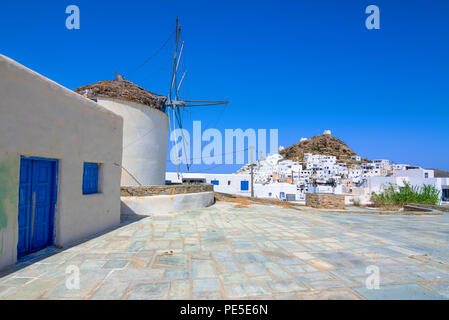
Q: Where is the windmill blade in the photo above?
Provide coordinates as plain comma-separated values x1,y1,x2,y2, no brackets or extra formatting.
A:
169,18,181,100
176,70,187,96
176,42,184,76
171,41,184,98
184,101,229,107
184,100,229,103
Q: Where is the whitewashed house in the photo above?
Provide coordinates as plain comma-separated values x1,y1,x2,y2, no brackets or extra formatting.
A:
0,55,123,270
395,167,434,179
165,172,252,196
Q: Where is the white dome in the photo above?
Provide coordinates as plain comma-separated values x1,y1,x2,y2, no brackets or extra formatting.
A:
323,130,332,135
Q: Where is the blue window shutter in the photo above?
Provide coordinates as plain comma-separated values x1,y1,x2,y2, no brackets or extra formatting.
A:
240,181,249,191
211,180,219,185
83,162,99,194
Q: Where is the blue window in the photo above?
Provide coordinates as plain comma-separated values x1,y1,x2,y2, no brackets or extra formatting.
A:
280,192,285,198
240,180,249,191
82,162,99,194
166,180,172,184
211,180,219,186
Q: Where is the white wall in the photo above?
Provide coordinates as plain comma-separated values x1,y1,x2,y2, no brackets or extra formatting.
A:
121,192,214,215
97,98,168,186
166,172,252,196
0,55,123,270
166,172,306,200
395,168,434,179
254,183,300,200
366,176,449,204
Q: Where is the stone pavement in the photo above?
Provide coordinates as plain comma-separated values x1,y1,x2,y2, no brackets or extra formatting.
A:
1,202,448,300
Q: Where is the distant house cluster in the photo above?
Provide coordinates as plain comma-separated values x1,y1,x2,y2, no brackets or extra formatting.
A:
238,151,447,203
170,149,448,205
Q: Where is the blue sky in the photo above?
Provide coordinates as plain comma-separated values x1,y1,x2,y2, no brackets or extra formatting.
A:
1,1,448,173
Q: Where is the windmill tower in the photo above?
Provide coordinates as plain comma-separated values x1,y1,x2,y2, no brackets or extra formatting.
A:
165,18,228,176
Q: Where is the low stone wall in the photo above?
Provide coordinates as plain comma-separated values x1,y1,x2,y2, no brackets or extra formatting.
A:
306,193,346,209
121,183,213,197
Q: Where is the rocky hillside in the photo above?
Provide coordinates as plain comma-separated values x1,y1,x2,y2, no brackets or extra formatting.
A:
279,134,360,164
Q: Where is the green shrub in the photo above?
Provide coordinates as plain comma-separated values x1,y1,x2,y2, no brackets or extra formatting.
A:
371,182,440,207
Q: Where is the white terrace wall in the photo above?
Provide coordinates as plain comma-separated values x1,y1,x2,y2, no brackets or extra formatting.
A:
0,55,123,270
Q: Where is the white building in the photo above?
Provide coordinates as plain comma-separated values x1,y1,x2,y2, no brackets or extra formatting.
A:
0,55,123,270
391,163,410,171
165,172,252,196
366,176,449,205
76,77,168,186
395,167,434,179
165,172,307,201
254,183,303,201
373,159,390,167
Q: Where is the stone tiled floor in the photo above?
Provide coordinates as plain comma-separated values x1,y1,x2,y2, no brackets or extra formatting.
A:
1,202,448,300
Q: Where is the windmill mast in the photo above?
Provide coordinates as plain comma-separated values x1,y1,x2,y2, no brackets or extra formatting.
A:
166,18,229,176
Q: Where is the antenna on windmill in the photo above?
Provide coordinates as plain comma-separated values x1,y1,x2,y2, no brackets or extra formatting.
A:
165,17,229,176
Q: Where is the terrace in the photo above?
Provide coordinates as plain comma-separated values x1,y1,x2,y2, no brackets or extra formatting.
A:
0,202,448,299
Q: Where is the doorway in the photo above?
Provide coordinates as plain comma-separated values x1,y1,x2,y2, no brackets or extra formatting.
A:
17,156,57,258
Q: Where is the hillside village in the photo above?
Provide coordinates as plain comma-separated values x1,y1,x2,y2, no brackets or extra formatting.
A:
239,131,433,190
168,130,449,205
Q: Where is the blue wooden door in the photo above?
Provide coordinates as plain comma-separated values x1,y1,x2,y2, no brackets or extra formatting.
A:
17,159,33,257
30,160,53,252
17,158,56,257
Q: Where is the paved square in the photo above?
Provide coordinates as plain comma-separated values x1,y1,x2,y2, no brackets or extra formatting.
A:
1,202,448,299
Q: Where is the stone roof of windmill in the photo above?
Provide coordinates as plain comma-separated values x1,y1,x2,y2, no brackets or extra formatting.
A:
75,74,167,110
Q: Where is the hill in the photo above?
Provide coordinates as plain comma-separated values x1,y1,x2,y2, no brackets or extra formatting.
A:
279,134,360,164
